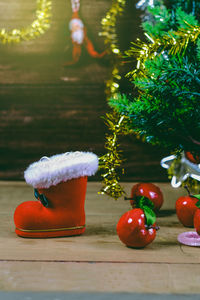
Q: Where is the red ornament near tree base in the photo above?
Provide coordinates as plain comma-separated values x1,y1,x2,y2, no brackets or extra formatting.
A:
176,195,198,228
130,183,164,211
185,151,200,164
178,194,200,246
117,208,157,248
194,209,200,235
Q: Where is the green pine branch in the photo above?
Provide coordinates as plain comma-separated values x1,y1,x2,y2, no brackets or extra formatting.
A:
109,56,200,153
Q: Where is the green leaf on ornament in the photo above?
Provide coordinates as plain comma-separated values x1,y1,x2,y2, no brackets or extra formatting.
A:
193,194,200,201
143,205,156,226
195,200,200,209
136,196,155,210
135,196,156,226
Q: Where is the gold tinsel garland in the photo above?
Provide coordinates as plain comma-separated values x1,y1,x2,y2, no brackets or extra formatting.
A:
99,0,127,200
125,23,200,79
0,0,52,44
99,113,130,200
99,0,126,98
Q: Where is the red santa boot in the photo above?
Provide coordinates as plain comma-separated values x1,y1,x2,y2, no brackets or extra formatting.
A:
14,151,98,238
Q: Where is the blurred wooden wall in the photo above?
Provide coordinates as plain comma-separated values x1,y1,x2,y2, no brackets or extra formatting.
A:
0,0,169,182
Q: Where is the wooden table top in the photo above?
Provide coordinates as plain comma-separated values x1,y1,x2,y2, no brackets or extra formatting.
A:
0,181,199,294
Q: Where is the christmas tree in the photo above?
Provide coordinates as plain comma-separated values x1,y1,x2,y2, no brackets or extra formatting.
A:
107,0,200,193
109,0,200,155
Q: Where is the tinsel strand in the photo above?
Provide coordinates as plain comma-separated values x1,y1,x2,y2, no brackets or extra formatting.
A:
125,23,200,79
98,0,127,200
99,0,126,98
0,0,52,44
99,113,130,200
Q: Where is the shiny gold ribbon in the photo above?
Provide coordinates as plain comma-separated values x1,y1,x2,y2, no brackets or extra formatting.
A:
0,0,52,44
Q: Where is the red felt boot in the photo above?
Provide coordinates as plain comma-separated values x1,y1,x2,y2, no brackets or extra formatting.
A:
14,151,98,238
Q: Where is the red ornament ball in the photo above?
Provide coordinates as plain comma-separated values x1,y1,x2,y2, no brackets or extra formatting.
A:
116,208,156,248
176,195,198,227
130,183,164,211
185,151,200,164
194,209,200,235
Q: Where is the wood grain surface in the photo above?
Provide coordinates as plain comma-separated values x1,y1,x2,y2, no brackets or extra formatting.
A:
0,181,200,293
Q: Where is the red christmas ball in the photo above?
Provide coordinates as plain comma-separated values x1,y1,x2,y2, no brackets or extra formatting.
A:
116,208,156,248
194,209,200,235
185,152,200,164
130,183,163,211
176,195,198,227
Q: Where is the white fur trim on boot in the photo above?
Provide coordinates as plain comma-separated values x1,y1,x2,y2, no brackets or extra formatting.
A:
24,151,99,188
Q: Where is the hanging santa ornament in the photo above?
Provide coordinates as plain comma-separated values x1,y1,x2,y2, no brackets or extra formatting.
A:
64,0,107,66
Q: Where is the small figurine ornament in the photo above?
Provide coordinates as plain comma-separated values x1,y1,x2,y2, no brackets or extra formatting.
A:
64,0,106,66
14,151,98,238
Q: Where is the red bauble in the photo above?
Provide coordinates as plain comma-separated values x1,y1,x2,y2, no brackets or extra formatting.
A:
185,151,200,164
116,208,156,248
130,183,163,211
194,209,200,235
176,196,198,227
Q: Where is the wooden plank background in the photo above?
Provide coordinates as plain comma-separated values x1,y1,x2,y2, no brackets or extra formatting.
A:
0,0,169,181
